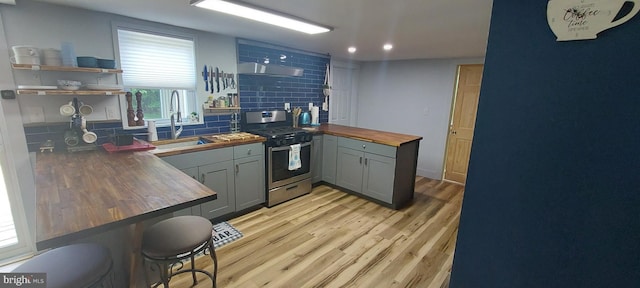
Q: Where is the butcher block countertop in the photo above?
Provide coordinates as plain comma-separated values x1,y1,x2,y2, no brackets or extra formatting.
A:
149,133,266,157
35,150,217,250
307,123,423,146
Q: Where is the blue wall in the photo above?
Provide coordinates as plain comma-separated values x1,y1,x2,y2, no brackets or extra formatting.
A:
450,1,640,288
237,41,330,123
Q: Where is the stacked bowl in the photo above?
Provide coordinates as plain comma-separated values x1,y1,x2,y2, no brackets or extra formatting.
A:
41,49,62,66
11,46,40,65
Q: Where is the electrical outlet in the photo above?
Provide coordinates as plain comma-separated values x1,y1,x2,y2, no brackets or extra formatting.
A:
105,106,119,120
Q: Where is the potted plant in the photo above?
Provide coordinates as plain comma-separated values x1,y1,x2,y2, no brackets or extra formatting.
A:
190,112,199,123
322,84,331,97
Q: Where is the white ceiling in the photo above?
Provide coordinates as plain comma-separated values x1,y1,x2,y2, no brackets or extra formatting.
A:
31,0,493,61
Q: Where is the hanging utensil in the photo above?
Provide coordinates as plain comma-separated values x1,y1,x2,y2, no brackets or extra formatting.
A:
209,66,214,94
221,70,226,90
203,65,209,92
215,67,220,92
230,74,236,89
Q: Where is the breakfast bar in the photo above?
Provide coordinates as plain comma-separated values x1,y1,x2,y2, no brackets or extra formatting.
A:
35,150,218,287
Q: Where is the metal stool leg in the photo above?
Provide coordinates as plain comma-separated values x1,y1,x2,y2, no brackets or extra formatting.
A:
208,239,218,288
191,253,198,285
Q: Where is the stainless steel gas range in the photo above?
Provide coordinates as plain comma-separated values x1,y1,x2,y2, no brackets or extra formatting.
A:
242,110,313,207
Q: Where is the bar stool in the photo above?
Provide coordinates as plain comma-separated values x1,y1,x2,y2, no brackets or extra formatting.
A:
12,243,113,288
142,215,218,288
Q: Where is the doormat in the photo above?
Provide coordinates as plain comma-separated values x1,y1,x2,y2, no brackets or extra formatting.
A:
212,221,243,249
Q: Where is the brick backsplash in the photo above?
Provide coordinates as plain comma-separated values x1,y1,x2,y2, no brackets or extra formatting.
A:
23,41,330,152
22,115,231,152
238,42,330,123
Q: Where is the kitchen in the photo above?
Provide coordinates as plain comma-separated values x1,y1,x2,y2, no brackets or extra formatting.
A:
4,0,637,288
0,0,485,286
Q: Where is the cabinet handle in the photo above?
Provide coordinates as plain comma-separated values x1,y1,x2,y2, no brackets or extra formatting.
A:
365,158,368,166
247,149,251,155
201,173,205,184
359,156,362,164
235,164,239,174
362,144,366,149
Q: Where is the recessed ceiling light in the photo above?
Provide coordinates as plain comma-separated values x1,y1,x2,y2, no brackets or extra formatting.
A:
348,47,357,53
383,44,393,51
191,0,332,34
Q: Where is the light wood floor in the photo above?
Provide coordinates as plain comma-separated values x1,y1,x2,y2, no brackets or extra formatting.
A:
169,176,464,288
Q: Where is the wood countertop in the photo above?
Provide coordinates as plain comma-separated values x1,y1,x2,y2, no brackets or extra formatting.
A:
306,123,423,147
149,134,266,157
35,150,217,250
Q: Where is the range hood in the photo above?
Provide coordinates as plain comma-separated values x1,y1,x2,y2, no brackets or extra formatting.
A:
237,62,304,77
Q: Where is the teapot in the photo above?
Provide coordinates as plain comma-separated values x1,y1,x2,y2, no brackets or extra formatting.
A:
547,0,639,41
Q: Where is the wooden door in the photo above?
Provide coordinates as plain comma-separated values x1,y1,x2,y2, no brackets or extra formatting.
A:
444,64,483,184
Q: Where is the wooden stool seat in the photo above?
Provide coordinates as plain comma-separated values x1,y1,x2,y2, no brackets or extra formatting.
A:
12,243,113,288
142,216,217,287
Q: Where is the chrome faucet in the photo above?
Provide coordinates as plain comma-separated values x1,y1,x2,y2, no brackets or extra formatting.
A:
170,90,183,139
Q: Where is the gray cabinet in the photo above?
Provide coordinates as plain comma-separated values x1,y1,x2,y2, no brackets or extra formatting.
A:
161,142,265,219
322,135,338,184
199,160,235,219
336,137,397,204
311,135,323,183
234,143,265,211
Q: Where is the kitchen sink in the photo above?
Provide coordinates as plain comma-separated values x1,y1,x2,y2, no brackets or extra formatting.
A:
154,137,211,149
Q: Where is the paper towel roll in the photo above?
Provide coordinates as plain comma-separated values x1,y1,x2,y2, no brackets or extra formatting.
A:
147,120,158,141
311,106,320,125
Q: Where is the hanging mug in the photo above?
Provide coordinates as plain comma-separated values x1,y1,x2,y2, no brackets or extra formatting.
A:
59,101,75,116
547,0,640,41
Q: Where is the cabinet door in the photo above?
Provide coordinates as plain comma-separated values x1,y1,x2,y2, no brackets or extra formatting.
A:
336,147,364,193
235,155,265,211
322,135,338,184
362,153,396,204
199,160,235,220
311,135,323,183
173,167,201,217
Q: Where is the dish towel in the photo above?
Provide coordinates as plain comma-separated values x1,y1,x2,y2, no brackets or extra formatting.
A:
288,143,301,170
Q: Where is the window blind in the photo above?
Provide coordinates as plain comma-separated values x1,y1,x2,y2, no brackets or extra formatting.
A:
118,29,195,89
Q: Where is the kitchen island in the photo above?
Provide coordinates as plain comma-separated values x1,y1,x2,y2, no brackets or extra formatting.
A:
36,148,222,287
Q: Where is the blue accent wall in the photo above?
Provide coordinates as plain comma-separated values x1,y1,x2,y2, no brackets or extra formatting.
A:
450,1,640,288
237,41,330,123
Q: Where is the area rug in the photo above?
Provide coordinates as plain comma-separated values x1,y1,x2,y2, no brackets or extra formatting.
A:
212,221,243,248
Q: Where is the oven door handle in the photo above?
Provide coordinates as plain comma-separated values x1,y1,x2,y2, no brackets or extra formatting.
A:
270,141,311,152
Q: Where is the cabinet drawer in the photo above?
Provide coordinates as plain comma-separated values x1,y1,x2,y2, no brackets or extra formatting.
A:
161,147,233,169
337,137,396,158
233,143,264,159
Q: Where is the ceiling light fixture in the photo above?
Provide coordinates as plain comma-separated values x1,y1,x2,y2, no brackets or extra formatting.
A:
348,47,357,53
383,44,393,51
191,0,332,34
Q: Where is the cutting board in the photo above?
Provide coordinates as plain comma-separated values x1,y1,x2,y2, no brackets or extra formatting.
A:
203,132,262,142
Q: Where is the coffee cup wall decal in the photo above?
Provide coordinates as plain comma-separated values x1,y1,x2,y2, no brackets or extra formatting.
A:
547,0,639,41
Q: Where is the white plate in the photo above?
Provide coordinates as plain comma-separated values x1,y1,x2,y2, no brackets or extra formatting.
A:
85,84,123,91
17,85,58,90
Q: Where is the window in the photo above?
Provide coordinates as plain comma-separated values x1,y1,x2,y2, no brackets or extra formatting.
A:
0,128,32,263
115,26,198,128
